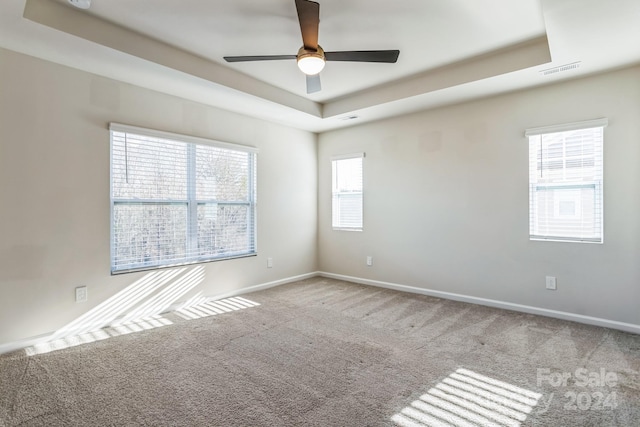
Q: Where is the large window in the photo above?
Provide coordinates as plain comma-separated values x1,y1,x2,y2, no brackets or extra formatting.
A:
332,153,364,230
526,118,607,243
110,124,257,273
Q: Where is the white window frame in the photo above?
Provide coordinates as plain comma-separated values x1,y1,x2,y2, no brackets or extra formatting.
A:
109,123,258,274
525,118,607,244
331,153,364,231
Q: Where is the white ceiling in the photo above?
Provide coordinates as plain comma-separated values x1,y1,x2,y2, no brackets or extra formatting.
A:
1,0,639,132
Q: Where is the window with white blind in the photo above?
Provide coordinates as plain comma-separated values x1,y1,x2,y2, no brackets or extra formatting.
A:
110,123,257,273
526,118,607,243
332,153,364,230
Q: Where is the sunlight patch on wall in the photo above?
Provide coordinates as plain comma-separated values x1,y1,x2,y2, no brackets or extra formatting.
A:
111,267,205,327
24,266,204,356
175,296,260,320
21,265,262,356
392,368,541,427
50,267,203,340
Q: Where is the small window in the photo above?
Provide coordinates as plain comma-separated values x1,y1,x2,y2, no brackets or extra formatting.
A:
332,153,364,230
526,118,607,243
110,124,257,273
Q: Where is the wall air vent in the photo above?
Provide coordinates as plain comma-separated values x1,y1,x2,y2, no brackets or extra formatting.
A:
540,61,582,76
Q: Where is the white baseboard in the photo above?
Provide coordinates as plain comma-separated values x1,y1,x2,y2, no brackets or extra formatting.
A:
318,272,640,335
0,331,54,356
3,270,637,355
201,271,320,303
0,271,320,356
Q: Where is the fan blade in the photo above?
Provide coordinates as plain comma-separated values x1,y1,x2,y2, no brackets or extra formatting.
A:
224,55,296,62
325,50,400,63
306,74,321,94
295,0,319,51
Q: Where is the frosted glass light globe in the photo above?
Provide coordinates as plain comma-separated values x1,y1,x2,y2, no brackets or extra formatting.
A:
297,56,325,75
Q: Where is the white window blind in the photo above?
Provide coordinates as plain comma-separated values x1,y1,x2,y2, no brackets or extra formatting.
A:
332,153,364,230
526,119,606,243
110,123,257,273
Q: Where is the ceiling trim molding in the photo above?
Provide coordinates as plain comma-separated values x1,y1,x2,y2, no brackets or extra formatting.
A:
23,0,323,119
324,36,552,118
23,0,552,126
15,0,638,134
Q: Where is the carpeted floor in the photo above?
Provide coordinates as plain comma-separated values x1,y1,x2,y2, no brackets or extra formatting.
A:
1,277,639,426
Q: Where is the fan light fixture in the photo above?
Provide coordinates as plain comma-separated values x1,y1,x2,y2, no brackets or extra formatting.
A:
297,46,325,75
223,0,400,94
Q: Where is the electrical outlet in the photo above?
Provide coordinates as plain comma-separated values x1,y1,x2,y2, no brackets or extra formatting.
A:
545,276,557,290
366,256,373,266
267,257,273,268
75,286,88,302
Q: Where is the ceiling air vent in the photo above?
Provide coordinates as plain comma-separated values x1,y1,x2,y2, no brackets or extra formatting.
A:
540,61,581,76
339,115,359,121
68,0,91,8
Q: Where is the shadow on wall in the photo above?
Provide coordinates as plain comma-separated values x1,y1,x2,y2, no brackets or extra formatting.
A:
24,266,260,355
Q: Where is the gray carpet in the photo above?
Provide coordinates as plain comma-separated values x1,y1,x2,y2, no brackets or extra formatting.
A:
1,277,639,426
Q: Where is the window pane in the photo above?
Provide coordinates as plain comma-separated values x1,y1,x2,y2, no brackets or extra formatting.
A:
110,125,257,273
332,193,363,228
197,204,252,257
528,125,603,243
332,156,363,229
112,132,188,200
112,203,187,270
333,157,363,192
531,186,599,240
196,145,250,201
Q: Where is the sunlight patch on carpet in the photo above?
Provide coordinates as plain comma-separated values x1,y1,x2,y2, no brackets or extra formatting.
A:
23,295,260,356
25,315,173,356
392,368,541,427
175,296,260,320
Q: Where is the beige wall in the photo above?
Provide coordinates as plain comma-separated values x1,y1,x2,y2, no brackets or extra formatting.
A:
2,45,639,348
318,65,640,325
0,48,318,345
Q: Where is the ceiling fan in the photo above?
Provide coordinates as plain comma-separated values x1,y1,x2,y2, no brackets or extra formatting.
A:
223,0,400,94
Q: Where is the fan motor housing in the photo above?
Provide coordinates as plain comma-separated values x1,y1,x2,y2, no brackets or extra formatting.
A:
297,46,325,61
